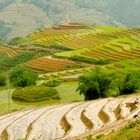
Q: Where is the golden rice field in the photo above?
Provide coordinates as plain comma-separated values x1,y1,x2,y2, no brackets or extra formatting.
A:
29,23,140,63
26,56,86,72
0,46,17,57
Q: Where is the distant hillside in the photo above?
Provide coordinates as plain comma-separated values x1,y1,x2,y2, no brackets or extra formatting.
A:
0,0,140,39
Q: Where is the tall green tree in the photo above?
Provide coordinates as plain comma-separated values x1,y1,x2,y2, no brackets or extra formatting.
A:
119,71,140,95
77,68,113,100
9,66,38,87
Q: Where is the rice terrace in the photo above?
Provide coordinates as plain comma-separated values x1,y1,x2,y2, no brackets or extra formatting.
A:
0,0,140,140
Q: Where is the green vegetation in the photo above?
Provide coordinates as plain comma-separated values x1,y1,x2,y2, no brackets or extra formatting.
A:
119,71,140,95
70,55,109,65
0,73,6,86
10,66,37,87
0,50,53,72
0,81,83,115
49,44,73,51
78,68,140,100
77,68,114,100
95,118,140,140
0,52,35,71
0,25,140,124
43,79,61,87
12,86,60,102
9,37,33,46
54,49,86,58
9,37,23,45
56,81,84,102
64,64,84,70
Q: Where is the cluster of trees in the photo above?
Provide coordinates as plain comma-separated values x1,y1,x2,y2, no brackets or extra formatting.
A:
0,66,37,88
77,68,140,100
0,66,60,102
9,66,37,87
9,66,60,102
1,65,140,102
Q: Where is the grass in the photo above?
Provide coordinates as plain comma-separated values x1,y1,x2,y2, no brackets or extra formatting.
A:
12,86,60,102
56,81,84,103
104,58,140,74
96,26,123,32
95,118,140,140
0,50,53,72
54,49,87,58
0,52,35,71
0,81,83,115
1,57,140,115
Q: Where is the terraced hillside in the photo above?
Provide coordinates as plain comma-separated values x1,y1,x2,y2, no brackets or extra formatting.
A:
27,23,140,62
1,24,140,140
26,56,87,72
0,95,140,140
0,46,17,57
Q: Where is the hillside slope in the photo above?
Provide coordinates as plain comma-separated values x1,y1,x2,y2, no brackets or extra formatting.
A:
0,95,140,140
0,0,53,39
1,0,140,40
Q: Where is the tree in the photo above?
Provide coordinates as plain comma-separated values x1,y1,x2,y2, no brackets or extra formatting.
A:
77,68,113,100
9,66,38,87
119,71,140,95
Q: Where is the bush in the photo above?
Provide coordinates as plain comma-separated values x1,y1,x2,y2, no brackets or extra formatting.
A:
77,68,114,100
10,66,37,87
77,69,140,100
70,55,109,65
0,73,6,86
49,44,72,51
9,37,24,45
119,71,140,95
43,79,61,87
64,64,84,70
12,86,60,102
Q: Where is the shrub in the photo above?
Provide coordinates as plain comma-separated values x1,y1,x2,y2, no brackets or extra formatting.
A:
64,64,84,70
0,73,6,86
12,86,60,102
102,70,140,96
70,55,109,65
77,68,114,100
43,79,61,87
10,66,37,87
9,37,25,45
119,71,140,95
70,55,96,64
77,69,140,100
49,44,73,51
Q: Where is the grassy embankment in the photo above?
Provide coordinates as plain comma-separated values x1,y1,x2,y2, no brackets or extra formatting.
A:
0,81,83,115
93,118,140,140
